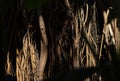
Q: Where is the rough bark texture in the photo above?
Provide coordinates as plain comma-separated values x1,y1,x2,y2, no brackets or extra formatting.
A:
1,0,120,81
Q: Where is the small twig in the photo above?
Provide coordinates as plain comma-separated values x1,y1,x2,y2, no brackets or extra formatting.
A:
83,4,89,26
99,34,104,60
